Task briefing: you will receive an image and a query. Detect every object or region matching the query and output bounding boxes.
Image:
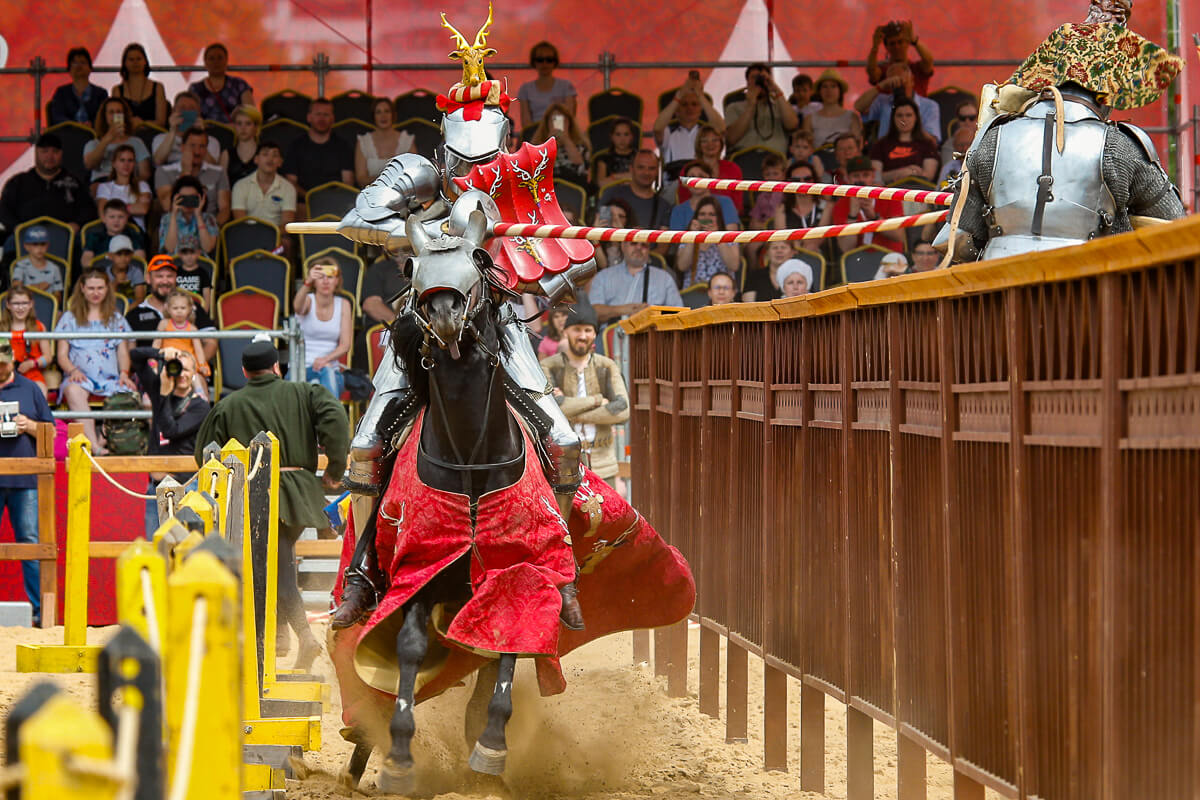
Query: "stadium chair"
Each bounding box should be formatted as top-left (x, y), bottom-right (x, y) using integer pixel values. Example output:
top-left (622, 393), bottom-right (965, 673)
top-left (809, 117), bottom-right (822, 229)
top-left (43, 122), bottom-right (94, 181)
top-left (336, 287), bottom-right (360, 317)
top-left (219, 217), bottom-right (280, 266)
top-left (261, 90), bottom-right (312, 124)
top-left (814, 143), bottom-right (838, 173)
top-left (648, 251), bottom-right (669, 273)
top-left (230, 250), bottom-right (291, 315)
top-left (929, 86), bottom-right (977, 142)
top-left (132, 123), bottom-right (165, 153)
top-left (305, 181), bottom-right (358, 220)
top-left (721, 88), bottom-right (747, 113)
top-left (296, 214), bottom-right (340, 264)
top-left (366, 323), bottom-right (389, 374)
top-left (15, 217), bottom-right (75, 267)
top-left (333, 119), bottom-right (373, 140)
top-left (215, 321), bottom-right (271, 398)
top-left (22, 287), bottom-right (60, 329)
top-left (840, 244), bottom-right (893, 284)
top-left (204, 120), bottom-right (235, 154)
top-left (192, 255), bottom-right (219, 295)
top-left (394, 89), bottom-right (440, 123)
top-left (332, 91), bottom-right (377, 124)
top-left (680, 282), bottom-right (709, 310)
top-left (260, 118), bottom-right (309, 154)
top-left (729, 146), bottom-right (784, 181)
top-left (9, 253), bottom-right (69, 301)
top-left (600, 322), bottom-right (622, 359)
top-left (113, 294), bottom-right (129, 316)
top-left (216, 286), bottom-right (280, 329)
top-left (396, 118), bottom-right (440, 160)
top-left (304, 246), bottom-right (365, 307)
top-left (587, 89), bottom-right (643, 126)
top-left (553, 179), bottom-right (587, 223)
top-left (586, 115), bottom-right (641, 154)
top-left (791, 248), bottom-right (827, 293)
top-left (521, 124), bottom-right (538, 144)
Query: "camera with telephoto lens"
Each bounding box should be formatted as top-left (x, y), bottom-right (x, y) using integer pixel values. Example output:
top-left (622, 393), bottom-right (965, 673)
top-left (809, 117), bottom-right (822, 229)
top-left (0, 401), bottom-right (20, 438)
top-left (754, 74), bottom-right (769, 91)
top-left (159, 351), bottom-right (184, 377)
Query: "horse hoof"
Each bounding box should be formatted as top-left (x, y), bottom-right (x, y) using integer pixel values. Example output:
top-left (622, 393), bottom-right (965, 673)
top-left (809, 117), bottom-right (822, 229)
top-left (468, 742), bottom-right (507, 775)
top-left (377, 760), bottom-right (416, 794)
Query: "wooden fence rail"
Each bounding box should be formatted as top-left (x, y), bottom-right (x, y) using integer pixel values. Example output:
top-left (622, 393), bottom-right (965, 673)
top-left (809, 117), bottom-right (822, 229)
top-left (622, 214), bottom-right (1200, 800)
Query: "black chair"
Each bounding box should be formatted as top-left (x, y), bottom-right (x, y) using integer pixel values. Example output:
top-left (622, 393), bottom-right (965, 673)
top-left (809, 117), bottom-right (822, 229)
top-left (840, 244), bottom-right (891, 283)
top-left (43, 122), bottom-right (94, 182)
top-left (729, 146), bottom-right (783, 181)
top-left (332, 91), bottom-right (377, 125)
top-left (220, 217), bottom-right (280, 265)
top-left (215, 322), bottom-right (271, 398)
top-left (792, 248), bottom-right (827, 293)
top-left (305, 182), bottom-right (358, 220)
top-left (929, 86), bottom-right (977, 142)
top-left (22, 287), bottom-right (60, 329)
top-left (722, 88), bottom-right (746, 113)
top-left (230, 250), bottom-right (291, 314)
top-left (333, 119), bottom-right (374, 141)
top-left (260, 118), bottom-right (308, 155)
top-left (397, 118), bottom-right (440, 160)
top-left (133, 123), bottom-right (165, 153)
top-left (15, 217), bottom-right (75, 267)
top-left (304, 246), bottom-right (364, 306)
top-left (394, 89), bottom-right (440, 124)
top-left (553, 179), bottom-right (587, 223)
top-left (203, 120), bottom-right (235, 154)
top-left (261, 90), bottom-right (312, 124)
top-left (297, 214), bottom-right (340, 264)
top-left (586, 115), bottom-right (641, 154)
top-left (586, 89), bottom-right (643, 126)
top-left (814, 144), bottom-right (839, 173)
top-left (680, 283), bottom-right (709, 310)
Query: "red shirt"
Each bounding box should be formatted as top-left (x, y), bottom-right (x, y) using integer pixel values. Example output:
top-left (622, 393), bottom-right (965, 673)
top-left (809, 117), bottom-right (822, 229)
top-left (831, 197), bottom-right (904, 252)
top-left (678, 159), bottom-right (744, 212)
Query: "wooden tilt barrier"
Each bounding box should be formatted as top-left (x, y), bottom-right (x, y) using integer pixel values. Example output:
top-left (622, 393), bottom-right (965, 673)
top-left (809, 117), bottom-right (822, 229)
top-left (622, 213), bottom-right (1200, 800)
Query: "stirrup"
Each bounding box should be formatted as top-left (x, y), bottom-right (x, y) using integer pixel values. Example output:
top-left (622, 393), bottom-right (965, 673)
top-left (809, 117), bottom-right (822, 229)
top-left (330, 571), bottom-right (380, 630)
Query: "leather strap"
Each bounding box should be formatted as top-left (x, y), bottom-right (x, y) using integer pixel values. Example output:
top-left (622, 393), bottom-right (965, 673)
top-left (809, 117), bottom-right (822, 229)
top-left (1031, 110), bottom-right (1056, 237)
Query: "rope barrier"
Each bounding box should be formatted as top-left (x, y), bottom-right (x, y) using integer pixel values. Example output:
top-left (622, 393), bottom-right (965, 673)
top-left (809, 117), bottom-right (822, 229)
top-left (247, 449), bottom-right (265, 480)
top-left (82, 448), bottom-right (157, 500)
top-left (167, 596), bottom-right (206, 800)
top-left (680, 176), bottom-right (956, 206)
top-left (112, 704), bottom-right (140, 800)
top-left (141, 568), bottom-right (160, 654)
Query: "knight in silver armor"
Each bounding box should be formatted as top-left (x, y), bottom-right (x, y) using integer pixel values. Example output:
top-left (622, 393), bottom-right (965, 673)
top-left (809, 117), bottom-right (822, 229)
top-left (935, 7), bottom-right (1184, 263)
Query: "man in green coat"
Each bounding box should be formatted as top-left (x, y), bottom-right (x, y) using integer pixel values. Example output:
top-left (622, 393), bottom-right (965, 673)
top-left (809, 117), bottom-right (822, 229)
top-left (196, 339), bottom-right (349, 670)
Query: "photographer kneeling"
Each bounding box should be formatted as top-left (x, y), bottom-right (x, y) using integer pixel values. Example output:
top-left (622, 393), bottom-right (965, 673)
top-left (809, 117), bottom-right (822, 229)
top-left (131, 345), bottom-right (211, 535)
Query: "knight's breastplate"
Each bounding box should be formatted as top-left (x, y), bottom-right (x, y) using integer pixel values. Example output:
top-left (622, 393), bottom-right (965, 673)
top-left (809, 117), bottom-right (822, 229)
top-left (984, 101), bottom-right (1116, 260)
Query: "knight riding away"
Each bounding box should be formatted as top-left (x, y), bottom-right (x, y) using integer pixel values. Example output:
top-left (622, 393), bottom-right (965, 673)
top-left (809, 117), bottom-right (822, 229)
top-left (330, 4), bottom-right (597, 630)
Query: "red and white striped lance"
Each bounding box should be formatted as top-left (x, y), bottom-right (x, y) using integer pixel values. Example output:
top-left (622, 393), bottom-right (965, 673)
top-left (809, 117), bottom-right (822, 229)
top-left (681, 176), bottom-right (955, 206)
top-left (491, 208), bottom-right (948, 245)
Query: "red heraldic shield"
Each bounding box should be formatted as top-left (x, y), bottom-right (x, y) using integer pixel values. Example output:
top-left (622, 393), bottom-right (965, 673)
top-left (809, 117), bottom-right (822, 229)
top-left (453, 140), bottom-right (594, 289)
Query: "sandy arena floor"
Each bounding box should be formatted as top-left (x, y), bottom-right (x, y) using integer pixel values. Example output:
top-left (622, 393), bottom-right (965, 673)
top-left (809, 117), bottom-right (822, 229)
top-left (0, 623), bottom-right (1004, 799)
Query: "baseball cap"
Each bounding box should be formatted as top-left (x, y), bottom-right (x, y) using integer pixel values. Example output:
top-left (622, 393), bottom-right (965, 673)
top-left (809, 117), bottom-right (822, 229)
top-left (846, 155), bottom-right (874, 174)
top-left (34, 133), bottom-right (63, 150)
top-left (147, 254), bottom-right (177, 272)
top-left (107, 234), bottom-right (134, 254)
top-left (0, 343), bottom-right (13, 363)
top-left (176, 235), bottom-right (201, 253)
top-left (21, 226), bottom-right (49, 245)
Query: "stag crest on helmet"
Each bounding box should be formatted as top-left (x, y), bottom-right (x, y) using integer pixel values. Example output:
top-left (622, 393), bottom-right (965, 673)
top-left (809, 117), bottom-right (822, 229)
top-left (441, 3), bottom-right (497, 86)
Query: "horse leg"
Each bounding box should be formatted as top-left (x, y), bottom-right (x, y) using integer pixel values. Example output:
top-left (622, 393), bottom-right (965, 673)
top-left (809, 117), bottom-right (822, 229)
top-left (378, 599), bottom-right (430, 794)
top-left (463, 659), bottom-right (499, 750)
top-left (338, 741), bottom-right (373, 790)
top-left (468, 653), bottom-right (517, 775)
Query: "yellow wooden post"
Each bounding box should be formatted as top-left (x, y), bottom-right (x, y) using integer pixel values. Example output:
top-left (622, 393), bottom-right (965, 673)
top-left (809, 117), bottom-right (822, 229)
top-left (176, 490), bottom-right (217, 535)
top-left (262, 433), bottom-right (281, 685)
top-left (170, 531), bottom-right (206, 571)
top-left (19, 694), bottom-right (118, 800)
top-left (64, 434), bottom-right (91, 646)
top-left (218, 439), bottom-right (261, 722)
top-left (197, 458), bottom-right (231, 538)
top-left (115, 541), bottom-right (168, 652)
top-left (165, 550), bottom-right (241, 800)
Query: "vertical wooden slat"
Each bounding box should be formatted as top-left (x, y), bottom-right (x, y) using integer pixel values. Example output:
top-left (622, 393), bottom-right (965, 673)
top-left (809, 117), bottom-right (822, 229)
top-left (954, 772), bottom-right (986, 800)
top-left (665, 330), bottom-right (688, 697)
top-left (839, 313), bottom-right (854, 697)
top-left (801, 682), bottom-right (825, 792)
top-left (727, 640), bottom-right (748, 743)
top-left (36, 426), bottom-right (56, 628)
top-left (632, 630), bottom-right (650, 664)
top-left (763, 664), bottom-right (787, 771)
top-left (847, 706), bottom-right (874, 800)
top-left (666, 620), bottom-right (688, 699)
top-left (936, 299), bottom-right (963, 772)
top-left (761, 323), bottom-right (787, 771)
top-left (699, 625), bottom-right (720, 717)
top-left (898, 734), bottom-right (927, 800)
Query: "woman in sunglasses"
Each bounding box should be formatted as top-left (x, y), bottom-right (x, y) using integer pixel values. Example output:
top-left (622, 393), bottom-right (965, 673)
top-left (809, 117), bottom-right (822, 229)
top-left (517, 41), bottom-right (577, 130)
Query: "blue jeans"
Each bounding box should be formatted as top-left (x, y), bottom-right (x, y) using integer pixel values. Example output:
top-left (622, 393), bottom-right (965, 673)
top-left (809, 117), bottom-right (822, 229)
top-left (288, 364), bottom-right (344, 400)
top-left (0, 488), bottom-right (40, 619)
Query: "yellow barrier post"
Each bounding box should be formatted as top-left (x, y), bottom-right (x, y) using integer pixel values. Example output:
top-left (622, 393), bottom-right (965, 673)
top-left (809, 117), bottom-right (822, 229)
top-left (198, 458), bottom-right (232, 538)
top-left (115, 541), bottom-right (167, 652)
top-left (16, 435), bottom-right (103, 673)
top-left (19, 694), bottom-right (119, 800)
top-left (175, 490), bottom-right (217, 536)
top-left (165, 550), bottom-right (241, 800)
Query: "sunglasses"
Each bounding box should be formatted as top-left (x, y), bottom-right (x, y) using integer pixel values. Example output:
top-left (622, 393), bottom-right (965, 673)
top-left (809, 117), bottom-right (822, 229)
top-left (533, 56), bottom-right (556, 64)
top-left (958, 114), bottom-right (977, 121)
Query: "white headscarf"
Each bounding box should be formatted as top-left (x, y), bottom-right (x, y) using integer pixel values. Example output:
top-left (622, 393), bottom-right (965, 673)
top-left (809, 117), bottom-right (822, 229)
top-left (776, 259), bottom-right (814, 296)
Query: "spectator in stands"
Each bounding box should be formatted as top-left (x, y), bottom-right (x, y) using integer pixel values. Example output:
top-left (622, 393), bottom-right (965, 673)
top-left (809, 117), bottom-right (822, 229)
top-left (773, 160), bottom-right (829, 254)
top-left (789, 73), bottom-right (820, 117)
top-left (777, 259), bottom-right (814, 297)
top-left (829, 156), bottom-right (904, 253)
top-left (104, 235), bottom-right (145, 302)
top-left (361, 253), bottom-right (409, 327)
top-left (940, 101), bottom-right (978, 166)
top-left (788, 129), bottom-right (825, 180)
top-left (725, 63), bottom-right (800, 155)
top-left (0, 288), bottom-right (51, 397)
top-left (0, 339), bottom-right (54, 624)
top-left (0, 133), bottom-right (95, 238)
top-left (10, 226), bottom-right (63, 301)
top-left (743, 240), bottom-right (799, 302)
top-left (855, 62), bottom-right (941, 141)
top-left (874, 251), bottom-right (910, 279)
top-left (830, 132), bottom-right (863, 184)
top-left (593, 117), bottom-right (638, 189)
top-left (83, 97), bottom-right (152, 184)
top-left (156, 128), bottom-right (231, 224)
top-left (110, 43), bottom-right (168, 129)
top-left (654, 73), bottom-right (725, 169)
top-left (707, 271), bottom-right (738, 306)
top-left (686, 124), bottom-right (743, 208)
top-left (537, 307), bottom-right (569, 358)
top-left (159, 176), bottom-right (218, 256)
top-left (127, 256), bottom-right (216, 363)
top-left (130, 344), bottom-right (210, 535)
top-left (283, 98), bottom-right (354, 203)
top-left (589, 240), bottom-right (682, 325)
top-left (173, 243), bottom-right (213, 312)
top-left (593, 199), bottom-right (632, 270)
top-left (152, 92), bottom-right (221, 167)
top-left (292, 259), bottom-right (352, 399)
top-left (802, 69), bottom-right (862, 148)
top-left (518, 41), bottom-right (577, 130)
top-left (866, 20), bottom-right (935, 96)
top-left (598, 150), bottom-right (669, 230)
top-left (93, 144), bottom-right (152, 230)
top-left (82, 199), bottom-right (146, 265)
top-left (355, 98), bottom-right (414, 186)
top-left (232, 141), bottom-right (296, 227)
top-left (530, 102), bottom-right (589, 187)
top-left (153, 289), bottom-right (211, 396)
top-left (48, 47), bottom-right (107, 127)
top-left (870, 99), bottom-right (940, 182)
top-left (56, 269), bottom-right (137, 452)
top-left (540, 304), bottom-right (629, 490)
top-left (675, 197), bottom-right (740, 287)
top-left (937, 122), bottom-right (975, 185)
top-left (669, 161), bottom-right (740, 230)
top-left (748, 152), bottom-right (788, 232)
top-left (190, 43), bottom-right (254, 123)
top-left (911, 242), bottom-right (939, 272)
top-left (225, 105), bottom-right (262, 186)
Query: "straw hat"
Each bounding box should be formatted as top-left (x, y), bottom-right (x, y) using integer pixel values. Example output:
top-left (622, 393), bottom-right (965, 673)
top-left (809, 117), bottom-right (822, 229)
top-left (813, 68), bottom-right (849, 95)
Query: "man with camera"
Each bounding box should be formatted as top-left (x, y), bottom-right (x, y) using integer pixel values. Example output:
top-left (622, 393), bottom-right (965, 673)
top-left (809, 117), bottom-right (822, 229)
top-left (724, 63), bottom-right (799, 156)
top-left (131, 344), bottom-right (211, 535)
top-left (866, 20), bottom-right (935, 97)
top-left (0, 342), bottom-right (54, 625)
top-left (654, 71), bottom-right (725, 168)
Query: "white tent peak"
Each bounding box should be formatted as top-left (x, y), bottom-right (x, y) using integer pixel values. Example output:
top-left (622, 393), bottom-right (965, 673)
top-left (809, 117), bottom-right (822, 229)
top-left (93, 0), bottom-right (191, 98)
top-left (704, 0), bottom-right (793, 117)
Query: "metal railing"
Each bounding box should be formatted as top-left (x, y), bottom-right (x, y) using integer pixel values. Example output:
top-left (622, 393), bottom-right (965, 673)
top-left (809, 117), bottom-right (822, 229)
top-left (622, 213), bottom-right (1200, 798)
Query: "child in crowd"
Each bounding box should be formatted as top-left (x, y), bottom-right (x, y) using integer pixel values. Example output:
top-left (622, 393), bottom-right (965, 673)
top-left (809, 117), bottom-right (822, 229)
top-left (748, 153), bottom-right (788, 230)
top-left (153, 288), bottom-right (211, 398)
top-left (0, 287), bottom-right (50, 397)
top-left (537, 307), bottom-right (569, 359)
top-left (10, 226), bottom-right (64, 301)
top-left (592, 117), bottom-right (638, 188)
top-left (172, 238), bottom-right (213, 312)
top-left (788, 129), bottom-right (825, 180)
top-left (105, 235), bottom-right (146, 302)
top-left (81, 198), bottom-right (146, 265)
top-left (94, 143), bottom-right (152, 230)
